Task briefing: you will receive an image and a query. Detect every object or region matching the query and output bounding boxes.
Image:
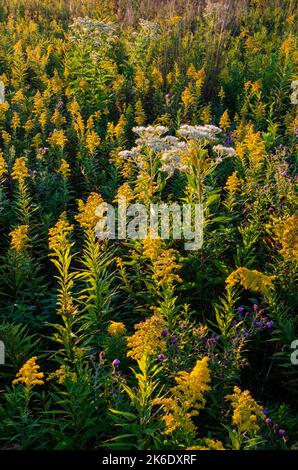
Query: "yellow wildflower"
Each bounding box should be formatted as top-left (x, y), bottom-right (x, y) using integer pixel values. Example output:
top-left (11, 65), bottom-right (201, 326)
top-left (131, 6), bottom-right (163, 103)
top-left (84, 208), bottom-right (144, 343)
top-left (152, 249), bottom-right (182, 288)
top-left (236, 124), bottom-right (266, 170)
top-left (48, 129), bottom-right (68, 148)
top-left (51, 109), bottom-right (66, 127)
top-left (57, 159), bottom-right (71, 178)
top-left (226, 267), bottom-right (275, 295)
top-left (85, 130), bottom-right (101, 155)
top-left (75, 192), bottom-right (104, 231)
top-left (135, 99), bottom-right (146, 125)
top-left (276, 215), bottom-right (298, 262)
top-left (142, 237), bottom-right (163, 261)
top-left (200, 104), bottom-right (212, 124)
top-left (68, 99), bottom-right (80, 117)
top-left (9, 225), bottom-right (30, 251)
top-left (108, 321), bottom-right (127, 336)
top-left (0, 152), bottom-right (7, 177)
top-left (13, 356), bottom-right (44, 389)
top-left (114, 183), bottom-right (135, 205)
top-left (219, 110), bottom-right (231, 131)
top-left (182, 87), bottom-right (195, 108)
top-left (224, 171), bottom-right (240, 192)
top-left (48, 217), bottom-right (74, 252)
top-left (156, 357), bottom-right (211, 435)
top-left (2, 130), bottom-right (11, 144)
top-left (226, 386), bottom-right (265, 434)
top-left (12, 112), bottom-right (20, 132)
top-left (114, 115), bottom-right (126, 141)
top-left (12, 157), bottom-right (29, 182)
top-left (127, 315), bottom-right (166, 361)
top-left (188, 439), bottom-right (225, 450)
top-left (48, 364), bottom-right (77, 384)
top-left (24, 118), bottom-right (35, 133)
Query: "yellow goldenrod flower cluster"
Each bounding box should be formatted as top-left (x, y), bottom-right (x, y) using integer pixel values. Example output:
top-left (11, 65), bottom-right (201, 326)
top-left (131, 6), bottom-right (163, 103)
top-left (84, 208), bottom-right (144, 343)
top-left (9, 225), bottom-right (30, 251)
top-left (11, 157), bottom-right (29, 182)
top-left (276, 215), bottom-right (298, 262)
top-left (108, 321), bottom-right (127, 336)
top-left (224, 171), bottom-right (240, 192)
top-left (127, 314), bottom-right (166, 361)
top-left (85, 130), bottom-right (101, 155)
top-left (75, 192), bottom-right (104, 231)
top-left (226, 267), bottom-right (276, 295)
top-left (57, 159), bottom-right (71, 178)
top-left (48, 129), bottom-right (68, 148)
top-left (155, 357), bottom-right (211, 435)
top-left (226, 386), bottom-right (265, 434)
top-left (48, 364), bottom-right (77, 384)
top-left (219, 110), bottom-right (231, 131)
top-left (13, 356), bottom-right (44, 389)
top-left (114, 183), bottom-right (135, 205)
top-left (188, 438), bottom-right (225, 450)
top-left (48, 217), bottom-right (74, 252)
top-left (236, 124), bottom-right (266, 170)
top-left (0, 152), bottom-right (7, 177)
top-left (152, 249), bottom-right (182, 288)
top-left (142, 237), bottom-right (163, 261)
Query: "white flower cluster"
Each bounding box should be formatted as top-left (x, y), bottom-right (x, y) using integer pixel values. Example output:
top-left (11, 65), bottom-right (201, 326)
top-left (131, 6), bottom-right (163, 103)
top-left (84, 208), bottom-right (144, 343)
top-left (69, 17), bottom-right (117, 48)
top-left (118, 124), bottom-right (236, 177)
top-left (177, 124), bottom-right (222, 142)
top-left (213, 144), bottom-right (236, 156)
top-left (139, 19), bottom-right (161, 40)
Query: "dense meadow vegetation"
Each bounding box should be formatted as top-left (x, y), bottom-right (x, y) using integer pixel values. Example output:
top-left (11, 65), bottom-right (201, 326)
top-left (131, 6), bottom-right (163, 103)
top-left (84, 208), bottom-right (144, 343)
top-left (0, 0), bottom-right (297, 451)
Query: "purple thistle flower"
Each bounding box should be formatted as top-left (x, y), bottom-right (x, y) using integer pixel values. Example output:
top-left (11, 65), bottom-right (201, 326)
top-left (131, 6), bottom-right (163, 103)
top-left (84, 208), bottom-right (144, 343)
top-left (281, 171), bottom-right (287, 177)
top-left (170, 337), bottom-right (177, 344)
top-left (266, 321), bottom-right (274, 329)
top-left (112, 359), bottom-right (120, 367)
top-left (262, 408), bottom-right (269, 415)
top-left (253, 304), bottom-right (259, 312)
top-left (278, 429), bottom-right (286, 437)
top-left (266, 418), bottom-right (273, 425)
top-left (244, 331), bottom-right (249, 338)
top-left (157, 354), bottom-right (165, 361)
top-left (161, 329), bottom-right (168, 337)
top-left (237, 306), bottom-right (244, 314)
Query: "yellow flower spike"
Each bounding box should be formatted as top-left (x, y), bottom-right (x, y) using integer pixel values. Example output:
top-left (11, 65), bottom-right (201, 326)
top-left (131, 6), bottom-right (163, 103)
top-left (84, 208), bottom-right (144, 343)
top-left (108, 321), bottom-right (127, 336)
top-left (57, 159), bottom-right (71, 178)
top-left (85, 130), bottom-right (101, 155)
top-left (226, 267), bottom-right (276, 295)
top-left (127, 315), bottom-right (166, 361)
top-left (152, 249), bottom-right (182, 288)
top-left (48, 217), bottom-right (74, 252)
top-left (276, 215), bottom-right (298, 262)
top-left (75, 192), bottom-right (104, 231)
top-left (0, 152), bottom-right (8, 178)
top-left (226, 386), bottom-right (265, 434)
top-left (9, 225), bottom-right (30, 251)
top-left (219, 110), bottom-right (231, 132)
top-left (47, 129), bottom-right (68, 149)
top-left (13, 356), bottom-right (44, 390)
top-left (11, 157), bottom-right (29, 182)
top-left (224, 171), bottom-right (240, 192)
top-left (156, 357), bottom-right (211, 435)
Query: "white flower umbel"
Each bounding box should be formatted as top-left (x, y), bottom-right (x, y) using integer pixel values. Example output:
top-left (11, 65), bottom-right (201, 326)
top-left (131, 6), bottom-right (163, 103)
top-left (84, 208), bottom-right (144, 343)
top-left (213, 144), bottom-right (236, 156)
